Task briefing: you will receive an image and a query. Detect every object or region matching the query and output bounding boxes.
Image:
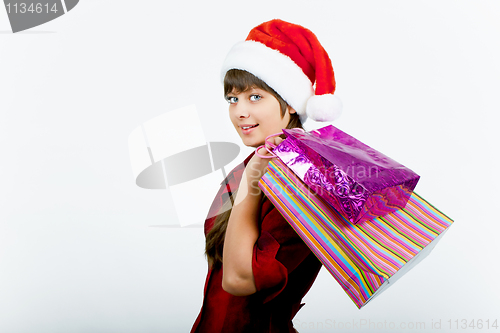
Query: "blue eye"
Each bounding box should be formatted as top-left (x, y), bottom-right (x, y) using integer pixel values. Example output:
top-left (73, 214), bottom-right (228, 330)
top-left (250, 94), bottom-right (261, 102)
top-left (226, 96), bottom-right (238, 104)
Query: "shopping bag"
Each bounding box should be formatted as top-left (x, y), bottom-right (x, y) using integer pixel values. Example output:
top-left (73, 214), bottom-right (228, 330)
top-left (270, 126), bottom-right (420, 224)
top-left (258, 158), bottom-right (453, 308)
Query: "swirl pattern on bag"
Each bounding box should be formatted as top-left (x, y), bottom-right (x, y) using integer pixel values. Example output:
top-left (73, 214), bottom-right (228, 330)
top-left (275, 136), bottom-right (372, 220)
top-left (271, 125), bottom-right (420, 224)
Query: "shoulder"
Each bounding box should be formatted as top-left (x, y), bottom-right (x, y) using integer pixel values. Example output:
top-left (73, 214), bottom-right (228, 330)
top-left (220, 150), bottom-right (255, 187)
top-left (204, 151), bottom-right (256, 234)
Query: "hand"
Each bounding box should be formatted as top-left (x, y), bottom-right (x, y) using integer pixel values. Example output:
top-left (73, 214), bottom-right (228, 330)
top-left (245, 136), bottom-right (284, 196)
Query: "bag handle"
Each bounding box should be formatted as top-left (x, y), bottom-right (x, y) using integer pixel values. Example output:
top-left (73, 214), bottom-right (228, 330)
top-left (255, 132), bottom-right (283, 159)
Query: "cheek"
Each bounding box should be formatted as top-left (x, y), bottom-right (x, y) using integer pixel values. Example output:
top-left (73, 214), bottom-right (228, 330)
top-left (265, 103), bottom-right (283, 123)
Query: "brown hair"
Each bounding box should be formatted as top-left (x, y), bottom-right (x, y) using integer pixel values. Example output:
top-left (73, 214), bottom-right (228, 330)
top-left (205, 69), bottom-right (304, 268)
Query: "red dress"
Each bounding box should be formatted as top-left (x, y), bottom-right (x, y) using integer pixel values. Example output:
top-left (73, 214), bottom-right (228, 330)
top-left (191, 152), bottom-right (322, 333)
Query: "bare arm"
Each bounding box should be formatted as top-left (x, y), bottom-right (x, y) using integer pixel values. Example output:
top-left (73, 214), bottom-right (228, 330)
top-left (221, 140), bottom-right (282, 295)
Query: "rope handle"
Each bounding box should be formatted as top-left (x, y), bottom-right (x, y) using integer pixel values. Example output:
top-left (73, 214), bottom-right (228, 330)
top-left (254, 132), bottom-right (284, 159)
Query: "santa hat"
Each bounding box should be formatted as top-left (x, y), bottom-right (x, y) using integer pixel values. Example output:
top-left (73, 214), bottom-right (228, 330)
top-left (221, 19), bottom-right (342, 123)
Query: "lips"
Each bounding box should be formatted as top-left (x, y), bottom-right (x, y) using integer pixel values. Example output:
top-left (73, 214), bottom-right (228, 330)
top-left (240, 124), bottom-right (258, 129)
top-left (240, 124), bottom-right (259, 134)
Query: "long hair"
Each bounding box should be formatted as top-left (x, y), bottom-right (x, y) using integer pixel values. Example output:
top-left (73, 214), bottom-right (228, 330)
top-left (205, 69), bottom-right (304, 268)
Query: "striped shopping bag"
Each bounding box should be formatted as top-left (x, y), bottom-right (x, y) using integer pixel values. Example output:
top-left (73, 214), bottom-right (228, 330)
top-left (258, 158), bottom-right (453, 308)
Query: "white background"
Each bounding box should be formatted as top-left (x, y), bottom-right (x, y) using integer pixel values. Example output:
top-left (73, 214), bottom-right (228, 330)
top-left (1, 1), bottom-right (499, 332)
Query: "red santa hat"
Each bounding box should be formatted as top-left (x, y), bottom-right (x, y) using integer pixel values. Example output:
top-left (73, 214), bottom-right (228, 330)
top-left (221, 19), bottom-right (342, 123)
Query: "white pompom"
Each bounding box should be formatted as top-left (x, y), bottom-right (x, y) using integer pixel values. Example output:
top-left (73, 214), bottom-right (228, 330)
top-left (306, 94), bottom-right (343, 122)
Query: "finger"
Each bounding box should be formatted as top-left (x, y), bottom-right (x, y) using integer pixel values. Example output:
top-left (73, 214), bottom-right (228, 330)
top-left (274, 137), bottom-right (284, 145)
top-left (256, 145), bottom-right (272, 157)
top-left (256, 146), bottom-right (267, 156)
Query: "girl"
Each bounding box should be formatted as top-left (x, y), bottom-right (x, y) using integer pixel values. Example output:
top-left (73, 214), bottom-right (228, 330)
top-left (191, 19), bottom-right (342, 333)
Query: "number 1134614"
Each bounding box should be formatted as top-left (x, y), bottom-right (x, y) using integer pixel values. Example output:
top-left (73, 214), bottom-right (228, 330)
top-left (447, 319), bottom-right (498, 330)
top-left (6, 2), bottom-right (58, 14)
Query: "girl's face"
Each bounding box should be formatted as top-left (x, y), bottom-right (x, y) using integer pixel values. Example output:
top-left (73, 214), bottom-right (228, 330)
top-left (227, 87), bottom-right (295, 148)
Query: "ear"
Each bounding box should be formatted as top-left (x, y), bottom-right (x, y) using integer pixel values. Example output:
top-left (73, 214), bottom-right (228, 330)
top-left (287, 106), bottom-right (297, 114)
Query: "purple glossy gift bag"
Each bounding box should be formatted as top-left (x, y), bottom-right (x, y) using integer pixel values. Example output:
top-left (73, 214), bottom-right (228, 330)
top-left (271, 125), bottom-right (420, 224)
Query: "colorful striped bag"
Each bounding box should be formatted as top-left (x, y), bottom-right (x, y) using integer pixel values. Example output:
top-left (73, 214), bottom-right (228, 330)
top-left (258, 158), bottom-right (453, 308)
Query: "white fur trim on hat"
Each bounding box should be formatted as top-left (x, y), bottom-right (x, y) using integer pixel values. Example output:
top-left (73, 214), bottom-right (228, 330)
top-left (221, 40), bottom-right (314, 118)
top-left (306, 94), bottom-right (343, 122)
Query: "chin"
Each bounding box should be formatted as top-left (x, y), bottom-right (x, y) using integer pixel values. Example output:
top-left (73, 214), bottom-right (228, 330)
top-left (241, 139), bottom-right (263, 148)
top-left (244, 142), bottom-right (260, 148)
top-left (237, 132), bottom-right (265, 147)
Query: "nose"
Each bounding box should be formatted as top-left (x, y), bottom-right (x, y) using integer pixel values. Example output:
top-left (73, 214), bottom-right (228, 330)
top-left (233, 102), bottom-right (250, 119)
